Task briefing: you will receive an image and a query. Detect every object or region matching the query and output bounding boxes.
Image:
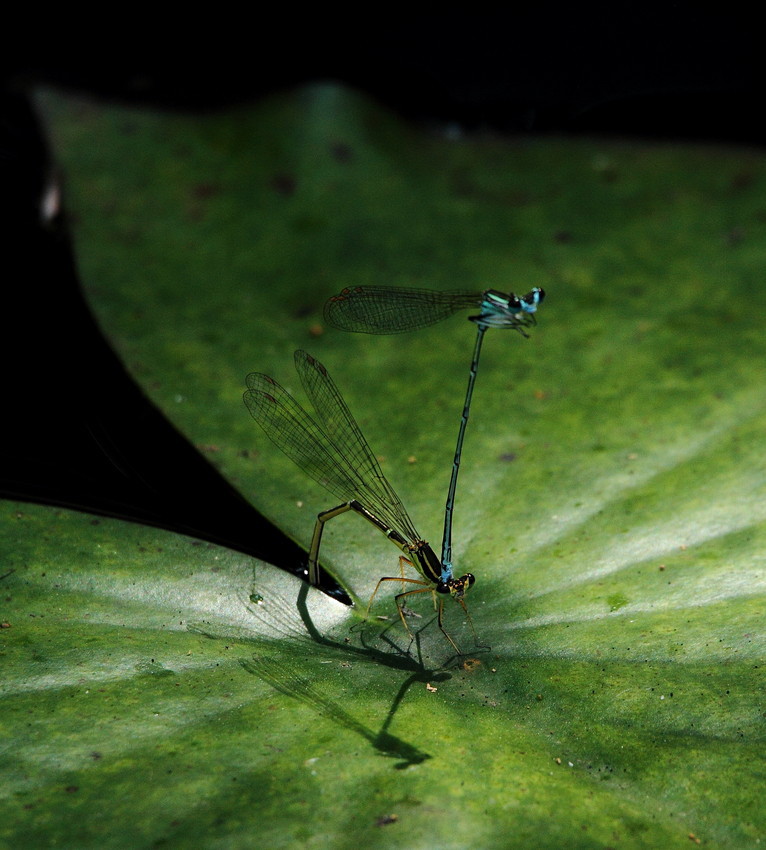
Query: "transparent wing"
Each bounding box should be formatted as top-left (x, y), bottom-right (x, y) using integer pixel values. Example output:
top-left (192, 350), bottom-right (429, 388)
top-left (244, 359), bottom-right (420, 543)
top-left (323, 286), bottom-right (482, 333)
top-left (293, 350), bottom-right (421, 543)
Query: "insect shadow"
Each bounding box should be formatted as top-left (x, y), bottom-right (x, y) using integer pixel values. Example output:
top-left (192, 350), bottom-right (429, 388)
top-left (191, 580), bottom-right (462, 768)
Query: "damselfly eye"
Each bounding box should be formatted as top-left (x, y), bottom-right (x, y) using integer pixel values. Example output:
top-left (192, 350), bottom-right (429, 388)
top-left (523, 287), bottom-right (545, 308)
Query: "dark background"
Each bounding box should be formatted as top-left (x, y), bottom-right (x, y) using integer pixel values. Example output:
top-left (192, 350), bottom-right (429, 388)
top-left (0, 13), bottom-right (758, 596)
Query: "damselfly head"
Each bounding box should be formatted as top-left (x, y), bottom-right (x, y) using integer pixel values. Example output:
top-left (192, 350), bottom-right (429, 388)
top-left (436, 573), bottom-right (476, 599)
top-left (519, 287), bottom-right (545, 312)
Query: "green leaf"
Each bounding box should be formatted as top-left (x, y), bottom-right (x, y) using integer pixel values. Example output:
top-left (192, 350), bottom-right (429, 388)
top-left (3, 82), bottom-right (762, 847)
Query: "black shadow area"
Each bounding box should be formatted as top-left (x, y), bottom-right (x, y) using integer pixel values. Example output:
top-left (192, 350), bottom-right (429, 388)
top-left (0, 90), bottom-right (347, 601)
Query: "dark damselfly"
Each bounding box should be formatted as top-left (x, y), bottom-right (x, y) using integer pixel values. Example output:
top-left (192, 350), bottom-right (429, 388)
top-left (244, 349), bottom-right (477, 653)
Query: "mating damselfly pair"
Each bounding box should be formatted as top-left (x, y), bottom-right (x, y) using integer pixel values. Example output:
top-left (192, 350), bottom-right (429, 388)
top-left (244, 285), bottom-right (544, 653)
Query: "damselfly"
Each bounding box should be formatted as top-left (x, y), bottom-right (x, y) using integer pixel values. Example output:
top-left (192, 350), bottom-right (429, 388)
top-left (244, 349), bottom-right (476, 653)
top-left (324, 285), bottom-right (544, 571)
